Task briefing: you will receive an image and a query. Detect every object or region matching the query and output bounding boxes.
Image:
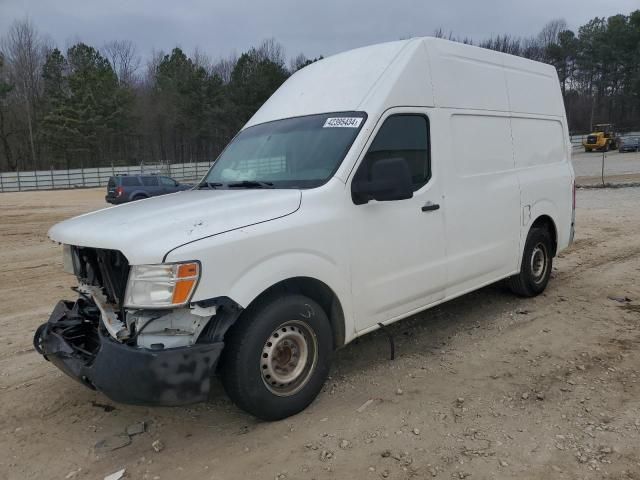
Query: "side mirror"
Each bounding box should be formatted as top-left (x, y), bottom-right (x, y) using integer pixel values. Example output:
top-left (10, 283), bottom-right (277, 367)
top-left (352, 157), bottom-right (414, 205)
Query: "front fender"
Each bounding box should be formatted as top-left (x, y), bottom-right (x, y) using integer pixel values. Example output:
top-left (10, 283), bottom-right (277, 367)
top-left (225, 249), bottom-right (348, 310)
top-left (165, 219), bottom-right (355, 342)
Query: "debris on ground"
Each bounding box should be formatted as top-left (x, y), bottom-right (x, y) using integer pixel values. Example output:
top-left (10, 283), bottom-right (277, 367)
top-left (94, 434), bottom-right (131, 453)
top-left (65, 468), bottom-right (81, 479)
top-left (151, 440), bottom-right (164, 453)
top-left (91, 401), bottom-right (116, 412)
top-left (607, 295), bottom-right (631, 303)
top-left (126, 422), bottom-right (146, 436)
top-left (339, 439), bottom-right (351, 449)
top-left (319, 449), bottom-right (334, 461)
top-left (356, 399), bottom-right (374, 413)
top-left (104, 468), bottom-right (126, 480)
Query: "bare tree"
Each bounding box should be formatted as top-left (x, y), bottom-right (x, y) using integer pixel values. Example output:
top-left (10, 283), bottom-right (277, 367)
top-left (0, 53), bottom-right (17, 171)
top-left (143, 49), bottom-right (165, 87)
top-left (1, 17), bottom-right (47, 169)
top-left (520, 36), bottom-right (544, 61)
top-left (253, 38), bottom-right (286, 66)
top-left (192, 46), bottom-right (213, 73)
top-left (538, 19), bottom-right (568, 51)
top-left (103, 39), bottom-right (141, 85)
top-left (289, 53), bottom-right (308, 73)
top-left (212, 52), bottom-right (238, 83)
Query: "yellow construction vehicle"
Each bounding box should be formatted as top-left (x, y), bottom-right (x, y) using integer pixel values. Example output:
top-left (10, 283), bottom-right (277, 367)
top-left (583, 124), bottom-right (618, 152)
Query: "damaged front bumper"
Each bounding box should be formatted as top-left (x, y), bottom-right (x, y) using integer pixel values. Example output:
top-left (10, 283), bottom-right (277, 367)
top-left (34, 299), bottom-right (223, 406)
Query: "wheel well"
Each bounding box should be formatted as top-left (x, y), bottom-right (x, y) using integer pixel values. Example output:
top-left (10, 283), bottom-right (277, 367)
top-left (246, 277), bottom-right (346, 349)
top-left (531, 215), bottom-right (557, 256)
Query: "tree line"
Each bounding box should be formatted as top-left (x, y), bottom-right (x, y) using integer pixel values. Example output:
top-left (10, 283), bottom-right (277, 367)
top-left (0, 11), bottom-right (638, 172)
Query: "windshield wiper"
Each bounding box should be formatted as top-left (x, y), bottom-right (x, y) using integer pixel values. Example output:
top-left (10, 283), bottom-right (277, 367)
top-left (197, 181), bottom-right (223, 189)
top-left (226, 180), bottom-right (275, 189)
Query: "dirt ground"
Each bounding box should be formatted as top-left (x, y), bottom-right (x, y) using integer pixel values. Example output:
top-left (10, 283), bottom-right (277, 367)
top-left (1, 179), bottom-right (640, 479)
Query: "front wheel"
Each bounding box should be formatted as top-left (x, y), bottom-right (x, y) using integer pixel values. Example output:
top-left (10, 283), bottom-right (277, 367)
top-left (220, 294), bottom-right (332, 420)
top-left (508, 228), bottom-right (553, 297)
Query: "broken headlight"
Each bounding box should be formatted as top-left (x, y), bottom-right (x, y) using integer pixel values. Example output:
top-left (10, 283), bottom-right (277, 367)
top-left (124, 262), bottom-right (200, 309)
top-left (62, 244), bottom-right (75, 274)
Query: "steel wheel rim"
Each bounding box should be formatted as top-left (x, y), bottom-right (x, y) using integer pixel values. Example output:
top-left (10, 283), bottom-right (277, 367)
top-left (530, 243), bottom-right (548, 284)
top-left (261, 320), bottom-right (318, 396)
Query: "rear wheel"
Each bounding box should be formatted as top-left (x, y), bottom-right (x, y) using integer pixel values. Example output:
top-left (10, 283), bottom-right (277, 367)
top-left (131, 194), bottom-right (147, 201)
top-left (508, 228), bottom-right (553, 297)
top-left (221, 294), bottom-right (332, 420)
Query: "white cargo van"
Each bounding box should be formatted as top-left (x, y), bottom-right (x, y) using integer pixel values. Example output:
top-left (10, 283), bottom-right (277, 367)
top-left (35, 38), bottom-right (575, 420)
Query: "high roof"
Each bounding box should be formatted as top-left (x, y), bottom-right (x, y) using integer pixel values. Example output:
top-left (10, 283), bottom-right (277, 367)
top-left (245, 37), bottom-right (564, 129)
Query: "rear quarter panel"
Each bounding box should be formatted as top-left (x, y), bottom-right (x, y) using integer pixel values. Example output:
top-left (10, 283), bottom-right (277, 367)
top-left (511, 116), bottom-right (573, 257)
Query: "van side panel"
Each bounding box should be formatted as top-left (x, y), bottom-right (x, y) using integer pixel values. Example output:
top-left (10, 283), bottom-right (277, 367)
top-left (502, 55), bottom-right (565, 117)
top-left (511, 116), bottom-right (573, 253)
top-left (427, 40), bottom-right (510, 111)
top-left (443, 112), bottom-right (521, 294)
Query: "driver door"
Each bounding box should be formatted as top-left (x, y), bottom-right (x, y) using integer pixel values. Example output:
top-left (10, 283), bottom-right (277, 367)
top-left (348, 110), bottom-right (447, 332)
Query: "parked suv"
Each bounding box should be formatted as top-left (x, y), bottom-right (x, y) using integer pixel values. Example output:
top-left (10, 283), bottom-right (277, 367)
top-left (106, 174), bottom-right (191, 204)
top-left (35, 38), bottom-right (574, 421)
top-left (619, 136), bottom-right (640, 153)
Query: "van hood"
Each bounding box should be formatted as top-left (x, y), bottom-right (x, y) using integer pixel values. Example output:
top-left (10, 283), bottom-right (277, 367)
top-left (48, 189), bottom-right (302, 264)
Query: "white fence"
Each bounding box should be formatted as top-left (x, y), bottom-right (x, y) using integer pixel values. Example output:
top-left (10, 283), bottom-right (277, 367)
top-left (0, 161), bottom-right (214, 193)
top-left (2, 133), bottom-right (639, 192)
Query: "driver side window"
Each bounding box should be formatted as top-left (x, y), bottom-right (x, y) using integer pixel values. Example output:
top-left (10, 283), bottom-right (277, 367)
top-left (355, 114), bottom-right (431, 190)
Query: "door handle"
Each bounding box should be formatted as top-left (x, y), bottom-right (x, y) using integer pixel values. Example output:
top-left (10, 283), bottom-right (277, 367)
top-left (421, 202), bottom-right (440, 212)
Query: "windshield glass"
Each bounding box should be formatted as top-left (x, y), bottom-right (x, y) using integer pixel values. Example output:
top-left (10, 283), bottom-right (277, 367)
top-left (201, 112), bottom-right (366, 189)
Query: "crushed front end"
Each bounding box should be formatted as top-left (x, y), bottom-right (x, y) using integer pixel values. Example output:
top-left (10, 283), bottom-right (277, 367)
top-left (33, 246), bottom-right (229, 406)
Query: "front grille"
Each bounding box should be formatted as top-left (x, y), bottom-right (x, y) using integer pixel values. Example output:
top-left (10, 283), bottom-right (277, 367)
top-left (70, 246), bottom-right (130, 306)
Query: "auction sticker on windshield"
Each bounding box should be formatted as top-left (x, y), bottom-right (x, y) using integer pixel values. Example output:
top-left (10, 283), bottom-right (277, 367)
top-left (323, 117), bottom-right (363, 128)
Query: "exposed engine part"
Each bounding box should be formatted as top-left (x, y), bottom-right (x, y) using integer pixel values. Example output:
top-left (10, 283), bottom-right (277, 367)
top-left (127, 309), bottom-right (213, 349)
top-left (69, 246), bottom-right (129, 306)
top-left (78, 283), bottom-right (129, 340)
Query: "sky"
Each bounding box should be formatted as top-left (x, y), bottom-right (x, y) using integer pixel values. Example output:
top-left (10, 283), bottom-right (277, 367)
top-left (1, 0), bottom-right (638, 64)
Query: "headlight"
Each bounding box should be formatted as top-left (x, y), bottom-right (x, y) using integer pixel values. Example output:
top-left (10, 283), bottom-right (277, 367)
top-left (124, 262), bottom-right (200, 308)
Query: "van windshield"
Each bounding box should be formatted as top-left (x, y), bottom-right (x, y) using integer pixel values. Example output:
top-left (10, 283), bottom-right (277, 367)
top-left (201, 112), bottom-right (366, 189)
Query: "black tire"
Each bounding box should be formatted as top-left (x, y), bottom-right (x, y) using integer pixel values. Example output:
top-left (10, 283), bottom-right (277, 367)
top-left (508, 228), bottom-right (553, 297)
top-left (220, 294), bottom-right (332, 420)
top-left (131, 194), bottom-right (147, 201)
